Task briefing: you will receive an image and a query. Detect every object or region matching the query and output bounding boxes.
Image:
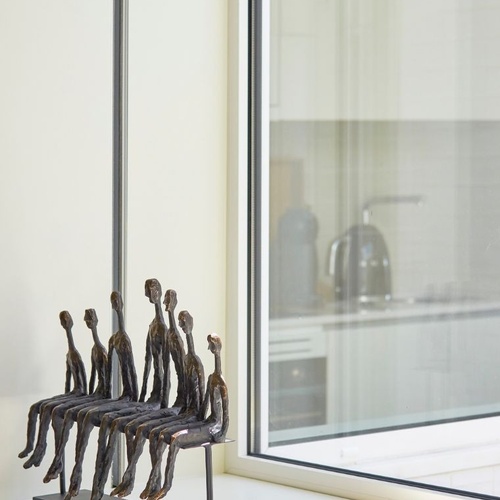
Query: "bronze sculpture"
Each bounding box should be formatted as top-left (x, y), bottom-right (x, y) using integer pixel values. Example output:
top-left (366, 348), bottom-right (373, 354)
top-left (89, 282), bottom-right (185, 499)
top-left (43, 309), bottom-right (111, 483)
top-left (163, 289), bottom-right (188, 409)
top-left (109, 309), bottom-right (205, 498)
top-left (141, 333), bottom-right (229, 500)
top-left (19, 311), bottom-right (88, 462)
top-left (20, 284), bottom-right (230, 500)
top-left (64, 291), bottom-right (139, 499)
top-left (141, 279), bottom-right (169, 405)
top-left (24, 309), bottom-right (108, 470)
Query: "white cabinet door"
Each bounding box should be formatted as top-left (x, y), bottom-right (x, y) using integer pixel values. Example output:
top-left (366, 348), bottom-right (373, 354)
top-left (326, 314), bottom-right (500, 431)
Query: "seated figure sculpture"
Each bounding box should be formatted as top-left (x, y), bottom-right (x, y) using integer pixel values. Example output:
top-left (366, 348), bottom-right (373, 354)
top-left (141, 333), bottom-right (229, 500)
top-left (20, 282), bottom-right (230, 500)
top-left (24, 309), bottom-right (108, 469)
top-left (106, 309), bottom-right (205, 499)
top-left (19, 311), bottom-right (88, 461)
top-left (43, 309), bottom-right (112, 483)
top-left (89, 282), bottom-right (188, 500)
top-left (63, 291), bottom-right (139, 499)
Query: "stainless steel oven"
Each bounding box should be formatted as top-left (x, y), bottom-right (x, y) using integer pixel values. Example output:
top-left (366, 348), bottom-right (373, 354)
top-left (269, 325), bottom-right (327, 432)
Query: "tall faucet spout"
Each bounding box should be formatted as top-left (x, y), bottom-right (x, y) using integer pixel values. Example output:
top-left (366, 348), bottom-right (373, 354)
top-left (362, 195), bottom-right (424, 224)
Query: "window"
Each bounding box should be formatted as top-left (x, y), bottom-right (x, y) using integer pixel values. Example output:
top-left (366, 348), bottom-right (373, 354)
top-left (227, 1), bottom-right (500, 499)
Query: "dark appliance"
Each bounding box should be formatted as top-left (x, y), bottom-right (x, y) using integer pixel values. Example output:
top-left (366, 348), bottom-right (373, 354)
top-left (328, 223), bottom-right (392, 303)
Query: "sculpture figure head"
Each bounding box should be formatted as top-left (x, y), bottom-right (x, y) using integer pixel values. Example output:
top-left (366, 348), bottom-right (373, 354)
top-left (59, 310), bottom-right (74, 330)
top-left (178, 310), bottom-right (193, 335)
top-left (110, 291), bottom-right (123, 312)
top-left (163, 289), bottom-right (178, 312)
top-left (207, 333), bottom-right (222, 355)
top-left (145, 278), bottom-right (162, 304)
top-left (84, 309), bottom-right (98, 329)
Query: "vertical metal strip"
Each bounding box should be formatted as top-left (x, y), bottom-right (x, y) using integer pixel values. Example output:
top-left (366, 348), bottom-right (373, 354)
top-left (248, 0), bottom-right (263, 455)
top-left (112, 0), bottom-right (128, 485)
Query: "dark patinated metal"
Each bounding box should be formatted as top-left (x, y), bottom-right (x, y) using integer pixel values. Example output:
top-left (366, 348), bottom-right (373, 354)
top-left (140, 333), bottom-right (229, 500)
top-left (63, 291), bottom-right (139, 499)
top-left (109, 309), bottom-right (205, 498)
top-left (22, 285), bottom-right (230, 500)
top-left (163, 289), bottom-right (187, 409)
top-left (89, 281), bottom-right (185, 500)
top-left (43, 309), bottom-right (109, 483)
top-left (19, 311), bottom-right (88, 463)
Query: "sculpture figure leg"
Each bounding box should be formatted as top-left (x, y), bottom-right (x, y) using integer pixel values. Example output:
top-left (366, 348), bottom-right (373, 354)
top-left (24, 393), bottom-right (92, 469)
top-left (19, 393), bottom-right (76, 458)
top-left (23, 398), bottom-right (68, 468)
top-left (139, 428), bottom-right (168, 500)
top-left (110, 410), bottom-right (188, 498)
top-left (66, 400), bottom-right (139, 499)
top-left (49, 395), bottom-right (104, 456)
top-left (139, 420), bottom-right (198, 500)
top-left (150, 427), bottom-right (212, 500)
top-left (65, 407), bottom-right (103, 499)
top-left (109, 425), bottom-right (150, 498)
top-left (89, 413), bottom-right (118, 499)
top-left (44, 398), bottom-right (107, 483)
top-left (90, 406), bottom-right (158, 500)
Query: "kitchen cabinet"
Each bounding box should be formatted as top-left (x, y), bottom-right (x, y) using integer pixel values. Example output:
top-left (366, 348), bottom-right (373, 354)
top-left (269, 302), bottom-right (500, 438)
top-left (270, 0), bottom-right (500, 121)
top-left (326, 312), bottom-right (500, 433)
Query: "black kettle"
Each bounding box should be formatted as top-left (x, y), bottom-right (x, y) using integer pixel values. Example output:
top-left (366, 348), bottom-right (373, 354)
top-left (328, 223), bottom-right (391, 303)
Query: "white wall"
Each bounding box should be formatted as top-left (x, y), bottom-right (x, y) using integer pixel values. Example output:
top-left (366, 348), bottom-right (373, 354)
top-left (0, 2), bottom-right (113, 499)
top-left (0, 1), bottom-right (228, 499)
top-left (126, 0), bottom-right (228, 492)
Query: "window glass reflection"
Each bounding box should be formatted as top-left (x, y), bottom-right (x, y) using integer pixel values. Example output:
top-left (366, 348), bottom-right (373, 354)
top-left (264, 0), bottom-right (500, 496)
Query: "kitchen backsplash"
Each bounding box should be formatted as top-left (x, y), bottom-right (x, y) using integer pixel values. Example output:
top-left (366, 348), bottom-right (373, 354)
top-left (270, 120), bottom-right (500, 302)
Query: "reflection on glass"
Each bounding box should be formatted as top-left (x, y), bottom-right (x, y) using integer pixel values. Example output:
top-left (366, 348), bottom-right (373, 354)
top-left (263, 0), bottom-right (500, 495)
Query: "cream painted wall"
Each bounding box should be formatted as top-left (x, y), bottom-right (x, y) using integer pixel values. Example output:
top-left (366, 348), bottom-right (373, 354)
top-left (0, 1), bottom-right (228, 499)
top-left (0, 2), bottom-right (113, 499)
top-left (126, 0), bottom-right (228, 492)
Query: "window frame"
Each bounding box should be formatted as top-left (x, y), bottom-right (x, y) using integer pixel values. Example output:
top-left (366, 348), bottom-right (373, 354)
top-left (225, 2), bottom-right (488, 499)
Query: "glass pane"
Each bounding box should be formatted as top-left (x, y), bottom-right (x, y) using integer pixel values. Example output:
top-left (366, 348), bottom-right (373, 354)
top-left (261, 0), bottom-right (500, 496)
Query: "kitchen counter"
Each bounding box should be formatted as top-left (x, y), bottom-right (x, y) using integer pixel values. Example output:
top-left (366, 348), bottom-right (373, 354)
top-left (268, 296), bottom-right (500, 443)
top-left (270, 297), bottom-right (500, 330)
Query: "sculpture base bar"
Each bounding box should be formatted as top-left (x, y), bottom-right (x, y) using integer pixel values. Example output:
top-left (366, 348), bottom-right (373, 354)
top-left (34, 490), bottom-right (114, 500)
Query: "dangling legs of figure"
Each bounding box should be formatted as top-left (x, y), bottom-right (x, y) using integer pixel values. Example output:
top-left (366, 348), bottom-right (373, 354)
top-left (47, 393), bottom-right (106, 464)
top-left (19, 393), bottom-right (81, 458)
top-left (139, 420), bottom-right (199, 500)
top-left (110, 410), bottom-right (192, 498)
top-left (90, 403), bottom-right (159, 500)
top-left (44, 397), bottom-right (118, 483)
top-left (150, 426), bottom-right (212, 500)
top-left (66, 400), bottom-right (142, 499)
top-left (139, 425), bottom-right (170, 500)
top-left (23, 393), bottom-right (92, 468)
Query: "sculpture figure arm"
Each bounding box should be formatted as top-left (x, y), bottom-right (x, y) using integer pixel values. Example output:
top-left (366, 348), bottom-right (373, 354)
top-left (89, 356), bottom-right (96, 395)
top-left (199, 375), bottom-right (211, 420)
top-left (216, 385), bottom-right (230, 442)
top-left (161, 335), bottom-right (171, 408)
top-left (195, 362), bottom-right (205, 416)
top-left (64, 362), bottom-right (71, 393)
top-left (106, 340), bottom-right (115, 399)
top-left (139, 335), bottom-right (152, 402)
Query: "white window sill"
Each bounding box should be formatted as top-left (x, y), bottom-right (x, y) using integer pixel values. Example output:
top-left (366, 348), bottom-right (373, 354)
top-left (121, 473), bottom-right (341, 500)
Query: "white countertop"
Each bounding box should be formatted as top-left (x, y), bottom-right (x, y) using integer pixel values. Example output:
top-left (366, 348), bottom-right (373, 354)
top-left (270, 298), bottom-right (500, 330)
